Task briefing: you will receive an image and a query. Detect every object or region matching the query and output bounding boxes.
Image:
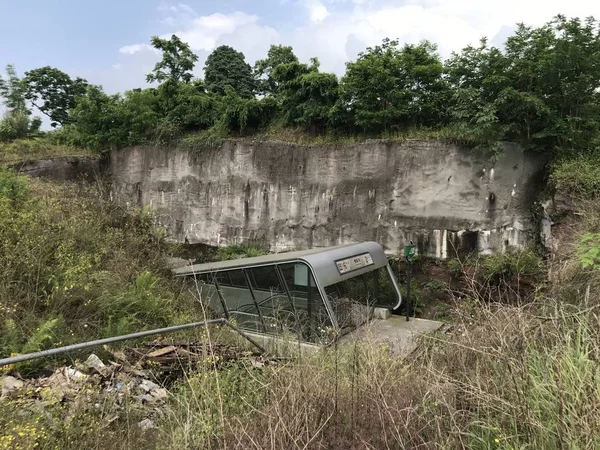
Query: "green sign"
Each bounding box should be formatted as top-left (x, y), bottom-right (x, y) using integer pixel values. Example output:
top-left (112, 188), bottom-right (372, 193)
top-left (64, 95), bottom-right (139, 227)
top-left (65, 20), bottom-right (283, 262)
top-left (404, 242), bottom-right (416, 258)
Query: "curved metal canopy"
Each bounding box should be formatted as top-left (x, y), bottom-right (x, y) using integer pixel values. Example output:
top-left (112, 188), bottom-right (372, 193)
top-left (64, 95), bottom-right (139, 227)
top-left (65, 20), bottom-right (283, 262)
top-left (173, 241), bottom-right (389, 288)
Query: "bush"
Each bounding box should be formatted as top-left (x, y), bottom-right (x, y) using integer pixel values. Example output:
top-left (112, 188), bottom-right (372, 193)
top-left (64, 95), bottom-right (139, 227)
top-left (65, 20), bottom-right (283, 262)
top-left (483, 249), bottom-right (544, 280)
top-left (0, 111), bottom-right (42, 142)
top-left (0, 177), bottom-right (198, 363)
top-left (578, 233), bottom-right (600, 271)
top-left (551, 152), bottom-right (600, 199)
top-left (0, 167), bottom-right (29, 206)
top-left (216, 243), bottom-right (267, 261)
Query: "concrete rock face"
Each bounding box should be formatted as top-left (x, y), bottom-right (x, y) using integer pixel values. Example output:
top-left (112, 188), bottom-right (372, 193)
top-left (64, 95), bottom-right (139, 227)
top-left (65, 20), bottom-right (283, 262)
top-left (110, 140), bottom-right (546, 258)
top-left (10, 155), bottom-right (106, 181)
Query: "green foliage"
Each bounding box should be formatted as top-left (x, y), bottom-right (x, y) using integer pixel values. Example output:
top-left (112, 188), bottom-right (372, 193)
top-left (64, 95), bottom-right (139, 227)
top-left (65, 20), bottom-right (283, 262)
top-left (0, 65), bottom-right (43, 142)
top-left (340, 39), bottom-right (449, 133)
top-left (23, 66), bottom-right (88, 127)
top-left (254, 44), bottom-right (299, 96)
top-left (551, 152), bottom-right (600, 199)
top-left (0, 110), bottom-right (42, 142)
top-left (0, 177), bottom-right (196, 360)
top-left (146, 34), bottom-right (199, 84)
top-left (447, 16), bottom-right (600, 155)
top-left (401, 281), bottom-right (423, 316)
top-left (483, 249), bottom-right (544, 280)
top-left (0, 167), bottom-right (29, 206)
top-left (179, 126), bottom-right (228, 152)
top-left (58, 85), bottom-right (159, 150)
top-left (163, 81), bottom-right (219, 131)
top-left (273, 58), bottom-right (339, 133)
top-left (204, 45), bottom-right (256, 98)
top-left (20, 316), bottom-right (64, 354)
top-left (218, 88), bottom-right (277, 133)
top-left (0, 137), bottom-right (90, 164)
top-left (578, 233), bottom-right (600, 270)
top-left (447, 258), bottom-right (463, 277)
top-left (0, 64), bottom-right (27, 111)
top-left (216, 243), bottom-right (267, 261)
top-left (5, 14), bottom-right (600, 158)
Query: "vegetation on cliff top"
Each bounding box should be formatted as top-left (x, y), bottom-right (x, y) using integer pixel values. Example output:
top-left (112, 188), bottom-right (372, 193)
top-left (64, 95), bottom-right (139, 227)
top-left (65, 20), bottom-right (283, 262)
top-left (1, 14), bottom-right (599, 162)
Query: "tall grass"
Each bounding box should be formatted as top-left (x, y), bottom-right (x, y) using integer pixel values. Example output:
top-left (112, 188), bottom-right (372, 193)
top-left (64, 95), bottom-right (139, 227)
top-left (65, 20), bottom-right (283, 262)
top-left (0, 171), bottom-right (198, 367)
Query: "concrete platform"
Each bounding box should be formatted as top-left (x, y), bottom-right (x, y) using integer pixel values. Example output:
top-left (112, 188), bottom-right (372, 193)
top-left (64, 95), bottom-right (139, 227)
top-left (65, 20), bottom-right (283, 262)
top-left (339, 316), bottom-right (445, 357)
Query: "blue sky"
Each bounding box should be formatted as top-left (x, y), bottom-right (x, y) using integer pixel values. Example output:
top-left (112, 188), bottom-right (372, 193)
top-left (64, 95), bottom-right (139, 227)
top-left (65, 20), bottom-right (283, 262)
top-left (1, 0), bottom-right (599, 95)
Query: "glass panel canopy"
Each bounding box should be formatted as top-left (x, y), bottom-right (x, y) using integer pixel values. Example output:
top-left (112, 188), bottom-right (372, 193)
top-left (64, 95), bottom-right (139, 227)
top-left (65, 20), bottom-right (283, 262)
top-left (177, 242), bottom-right (402, 345)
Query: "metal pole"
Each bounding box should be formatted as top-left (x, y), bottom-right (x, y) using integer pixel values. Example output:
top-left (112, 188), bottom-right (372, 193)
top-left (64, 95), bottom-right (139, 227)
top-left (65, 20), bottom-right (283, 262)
top-left (405, 259), bottom-right (412, 322)
top-left (0, 318), bottom-right (266, 367)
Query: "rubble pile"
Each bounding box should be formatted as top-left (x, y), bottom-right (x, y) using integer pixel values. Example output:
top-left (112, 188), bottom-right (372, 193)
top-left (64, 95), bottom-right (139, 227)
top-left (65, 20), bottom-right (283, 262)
top-left (1, 340), bottom-right (279, 430)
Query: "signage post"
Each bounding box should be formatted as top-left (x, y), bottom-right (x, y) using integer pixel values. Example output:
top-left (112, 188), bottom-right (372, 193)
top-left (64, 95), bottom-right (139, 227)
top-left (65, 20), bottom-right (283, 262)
top-left (403, 241), bottom-right (416, 322)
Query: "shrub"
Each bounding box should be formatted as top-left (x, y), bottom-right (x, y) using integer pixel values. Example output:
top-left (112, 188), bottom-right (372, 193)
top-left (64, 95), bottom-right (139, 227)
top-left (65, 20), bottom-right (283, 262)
top-left (578, 233), bottom-right (600, 271)
top-left (0, 167), bottom-right (28, 206)
top-left (551, 152), bottom-right (600, 199)
top-left (0, 177), bottom-right (198, 363)
top-left (216, 243), bottom-right (267, 261)
top-left (483, 249), bottom-right (544, 280)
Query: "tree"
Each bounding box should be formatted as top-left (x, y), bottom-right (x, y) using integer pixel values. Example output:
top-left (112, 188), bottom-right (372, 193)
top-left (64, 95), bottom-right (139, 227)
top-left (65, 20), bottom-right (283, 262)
top-left (0, 65), bottom-right (42, 141)
top-left (340, 39), bottom-right (447, 132)
top-left (146, 35), bottom-right (199, 85)
top-left (162, 81), bottom-right (220, 131)
top-left (445, 39), bottom-right (511, 148)
top-left (204, 46), bottom-right (256, 98)
top-left (62, 85), bottom-right (159, 150)
top-left (273, 58), bottom-right (339, 132)
top-left (503, 16), bottom-right (600, 153)
top-left (446, 16), bottom-right (600, 154)
top-left (218, 87), bottom-right (277, 133)
top-left (254, 45), bottom-right (299, 96)
top-left (0, 64), bottom-right (27, 112)
top-left (23, 67), bottom-right (88, 127)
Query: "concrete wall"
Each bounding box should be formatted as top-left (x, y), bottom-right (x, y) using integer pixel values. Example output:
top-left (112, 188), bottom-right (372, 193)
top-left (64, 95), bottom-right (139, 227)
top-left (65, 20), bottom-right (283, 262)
top-left (110, 140), bottom-right (547, 258)
top-left (10, 155), bottom-right (106, 182)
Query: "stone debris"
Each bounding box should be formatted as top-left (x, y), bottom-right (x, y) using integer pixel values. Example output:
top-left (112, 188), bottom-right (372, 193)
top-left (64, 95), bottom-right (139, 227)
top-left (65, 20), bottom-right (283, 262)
top-left (138, 418), bottom-right (156, 430)
top-left (139, 379), bottom-right (161, 393)
top-left (151, 388), bottom-right (168, 400)
top-left (84, 353), bottom-right (107, 374)
top-left (0, 341), bottom-right (278, 426)
top-left (1, 375), bottom-right (24, 398)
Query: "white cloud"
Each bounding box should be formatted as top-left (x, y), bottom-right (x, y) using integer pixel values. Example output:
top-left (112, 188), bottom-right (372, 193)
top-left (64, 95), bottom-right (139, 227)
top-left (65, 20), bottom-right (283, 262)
top-left (305, 0), bottom-right (330, 23)
top-left (177, 3), bottom-right (197, 16)
top-left (102, 0), bottom-right (600, 94)
top-left (119, 43), bottom-right (156, 55)
top-left (176, 12), bottom-right (261, 51)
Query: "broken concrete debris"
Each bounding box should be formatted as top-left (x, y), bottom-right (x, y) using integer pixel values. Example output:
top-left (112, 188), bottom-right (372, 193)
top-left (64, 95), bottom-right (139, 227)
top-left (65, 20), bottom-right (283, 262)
top-left (138, 418), bottom-right (156, 430)
top-left (1, 340), bottom-right (277, 413)
top-left (1, 375), bottom-right (24, 398)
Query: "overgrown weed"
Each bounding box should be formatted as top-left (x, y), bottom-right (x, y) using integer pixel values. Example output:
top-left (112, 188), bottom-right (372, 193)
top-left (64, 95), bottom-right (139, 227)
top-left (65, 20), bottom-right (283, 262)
top-left (0, 170), bottom-right (198, 369)
top-left (0, 136), bottom-right (92, 164)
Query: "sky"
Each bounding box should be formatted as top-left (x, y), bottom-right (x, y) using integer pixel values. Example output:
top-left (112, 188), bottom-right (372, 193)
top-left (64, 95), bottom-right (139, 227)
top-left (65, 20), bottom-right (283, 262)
top-left (1, 0), bottom-right (600, 96)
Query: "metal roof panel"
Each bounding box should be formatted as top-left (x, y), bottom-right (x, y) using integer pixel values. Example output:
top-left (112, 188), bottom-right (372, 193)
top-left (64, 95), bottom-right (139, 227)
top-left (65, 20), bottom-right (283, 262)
top-left (172, 241), bottom-right (389, 287)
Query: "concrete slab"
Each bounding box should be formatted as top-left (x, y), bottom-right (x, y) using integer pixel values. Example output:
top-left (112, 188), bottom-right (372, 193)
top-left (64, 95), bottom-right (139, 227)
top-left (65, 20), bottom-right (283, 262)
top-left (339, 316), bottom-right (445, 357)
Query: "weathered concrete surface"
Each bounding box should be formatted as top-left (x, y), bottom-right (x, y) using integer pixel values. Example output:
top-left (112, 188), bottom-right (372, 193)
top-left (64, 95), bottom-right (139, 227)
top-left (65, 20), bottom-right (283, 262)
top-left (340, 316), bottom-right (445, 356)
top-left (10, 155), bottom-right (106, 182)
top-left (110, 140), bottom-right (547, 258)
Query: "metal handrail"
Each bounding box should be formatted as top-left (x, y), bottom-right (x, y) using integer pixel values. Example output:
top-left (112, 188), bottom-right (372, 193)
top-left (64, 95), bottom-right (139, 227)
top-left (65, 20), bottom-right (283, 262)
top-left (0, 318), bottom-right (266, 367)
